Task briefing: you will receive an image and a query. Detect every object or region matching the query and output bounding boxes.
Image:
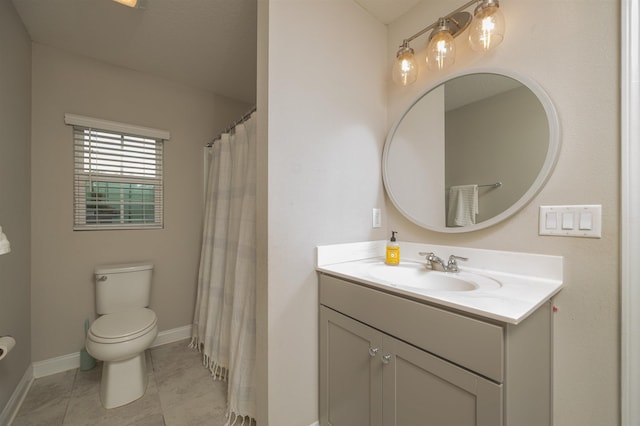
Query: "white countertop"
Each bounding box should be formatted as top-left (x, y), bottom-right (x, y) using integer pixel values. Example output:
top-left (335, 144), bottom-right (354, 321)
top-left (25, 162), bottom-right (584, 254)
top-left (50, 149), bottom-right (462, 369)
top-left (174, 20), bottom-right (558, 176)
top-left (316, 241), bottom-right (564, 324)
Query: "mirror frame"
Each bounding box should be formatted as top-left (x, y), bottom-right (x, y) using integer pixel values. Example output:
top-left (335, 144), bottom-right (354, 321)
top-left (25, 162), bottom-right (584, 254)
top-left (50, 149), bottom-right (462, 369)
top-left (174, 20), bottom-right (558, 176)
top-left (383, 68), bottom-right (561, 233)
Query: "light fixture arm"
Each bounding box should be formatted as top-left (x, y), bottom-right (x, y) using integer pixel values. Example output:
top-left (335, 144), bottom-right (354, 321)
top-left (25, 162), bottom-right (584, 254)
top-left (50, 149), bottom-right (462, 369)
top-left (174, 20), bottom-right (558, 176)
top-left (399, 0), bottom-right (480, 47)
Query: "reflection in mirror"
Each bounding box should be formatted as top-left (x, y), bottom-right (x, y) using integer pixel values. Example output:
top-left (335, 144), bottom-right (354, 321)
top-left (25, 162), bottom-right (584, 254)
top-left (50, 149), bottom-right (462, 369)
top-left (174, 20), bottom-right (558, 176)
top-left (383, 70), bottom-right (560, 233)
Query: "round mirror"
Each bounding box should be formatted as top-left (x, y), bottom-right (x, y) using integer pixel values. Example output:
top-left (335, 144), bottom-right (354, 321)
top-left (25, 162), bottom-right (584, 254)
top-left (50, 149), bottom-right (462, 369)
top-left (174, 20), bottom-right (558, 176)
top-left (383, 69), bottom-right (560, 233)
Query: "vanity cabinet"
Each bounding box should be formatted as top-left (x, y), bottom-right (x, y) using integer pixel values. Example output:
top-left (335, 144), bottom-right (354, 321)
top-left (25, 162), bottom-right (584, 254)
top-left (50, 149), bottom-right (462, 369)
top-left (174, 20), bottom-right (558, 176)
top-left (321, 306), bottom-right (502, 426)
top-left (319, 273), bottom-right (552, 426)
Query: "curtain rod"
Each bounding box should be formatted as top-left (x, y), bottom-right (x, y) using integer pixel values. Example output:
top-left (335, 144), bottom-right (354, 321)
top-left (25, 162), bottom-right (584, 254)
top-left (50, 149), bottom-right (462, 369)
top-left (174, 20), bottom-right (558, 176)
top-left (207, 106), bottom-right (257, 147)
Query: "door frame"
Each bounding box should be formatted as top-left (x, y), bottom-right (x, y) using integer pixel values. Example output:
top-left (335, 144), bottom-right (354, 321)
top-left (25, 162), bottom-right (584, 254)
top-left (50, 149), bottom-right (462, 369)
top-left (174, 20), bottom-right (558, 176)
top-left (621, 1), bottom-right (639, 424)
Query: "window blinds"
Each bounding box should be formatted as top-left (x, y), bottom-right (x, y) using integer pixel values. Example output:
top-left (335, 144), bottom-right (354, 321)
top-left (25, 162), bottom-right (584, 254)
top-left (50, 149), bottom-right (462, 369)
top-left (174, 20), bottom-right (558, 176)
top-left (71, 124), bottom-right (165, 230)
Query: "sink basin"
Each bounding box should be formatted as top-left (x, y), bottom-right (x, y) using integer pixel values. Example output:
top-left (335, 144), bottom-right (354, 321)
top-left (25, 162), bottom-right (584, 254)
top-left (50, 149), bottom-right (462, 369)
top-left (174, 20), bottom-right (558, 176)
top-left (367, 262), bottom-right (502, 292)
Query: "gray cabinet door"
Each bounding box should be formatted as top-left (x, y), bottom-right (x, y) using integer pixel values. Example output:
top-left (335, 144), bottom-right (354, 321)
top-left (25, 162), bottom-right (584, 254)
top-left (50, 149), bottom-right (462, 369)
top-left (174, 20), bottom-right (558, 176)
top-left (320, 306), bottom-right (383, 426)
top-left (382, 335), bottom-right (503, 426)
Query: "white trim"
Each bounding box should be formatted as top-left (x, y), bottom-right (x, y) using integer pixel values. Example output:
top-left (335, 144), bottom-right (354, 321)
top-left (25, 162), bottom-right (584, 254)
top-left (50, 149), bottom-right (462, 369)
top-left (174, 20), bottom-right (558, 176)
top-left (31, 325), bottom-right (192, 379)
top-left (621, 0), bottom-right (640, 424)
top-left (151, 324), bottom-right (192, 348)
top-left (33, 352), bottom-right (80, 378)
top-left (64, 113), bottom-right (171, 140)
top-left (0, 364), bottom-right (34, 425)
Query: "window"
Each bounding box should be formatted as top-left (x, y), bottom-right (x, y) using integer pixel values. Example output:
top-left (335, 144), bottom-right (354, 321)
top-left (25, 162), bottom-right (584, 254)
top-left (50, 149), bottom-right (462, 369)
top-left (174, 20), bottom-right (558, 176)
top-left (66, 114), bottom-right (169, 230)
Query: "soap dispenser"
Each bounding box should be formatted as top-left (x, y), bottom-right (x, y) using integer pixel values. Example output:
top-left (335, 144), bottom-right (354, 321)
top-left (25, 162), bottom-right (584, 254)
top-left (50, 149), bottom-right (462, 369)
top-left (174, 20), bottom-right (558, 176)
top-left (386, 231), bottom-right (400, 265)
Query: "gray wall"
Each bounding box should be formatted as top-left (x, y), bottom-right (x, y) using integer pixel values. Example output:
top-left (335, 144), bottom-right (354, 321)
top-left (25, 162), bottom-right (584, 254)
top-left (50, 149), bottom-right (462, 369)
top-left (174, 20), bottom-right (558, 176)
top-left (1, 4), bottom-right (253, 412)
top-left (29, 43), bottom-right (251, 362)
top-left (0, 0), bottom-right (32, 413)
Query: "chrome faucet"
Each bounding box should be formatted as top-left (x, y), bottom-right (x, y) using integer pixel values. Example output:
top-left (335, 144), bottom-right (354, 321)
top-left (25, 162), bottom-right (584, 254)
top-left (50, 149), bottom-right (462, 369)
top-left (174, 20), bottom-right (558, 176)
top-left (445, 255), bottom-right (468, 272)
top-left (419, 252), bottom-right (468, 273)
top-left (420, 252), bottom-right (447, 271)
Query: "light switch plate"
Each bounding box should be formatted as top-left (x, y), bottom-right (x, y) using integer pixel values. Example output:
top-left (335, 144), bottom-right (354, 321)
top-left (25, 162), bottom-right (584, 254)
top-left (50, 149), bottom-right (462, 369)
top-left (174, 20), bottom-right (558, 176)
top-left (372, 208), bottom-right (381, 228)
top-left (539, 205), bottom-right (602, 238)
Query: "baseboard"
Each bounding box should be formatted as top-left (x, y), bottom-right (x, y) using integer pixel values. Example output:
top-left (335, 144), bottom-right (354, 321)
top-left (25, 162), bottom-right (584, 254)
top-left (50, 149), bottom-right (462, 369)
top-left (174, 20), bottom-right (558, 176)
top-left (32, 324), bottom-right (192, 379)
top-left (0, 364), bottom-right (33, 426)
top-left (151, 324), bottom-right (192, 348)
top-left (32, 352), bottom-right (80, 379)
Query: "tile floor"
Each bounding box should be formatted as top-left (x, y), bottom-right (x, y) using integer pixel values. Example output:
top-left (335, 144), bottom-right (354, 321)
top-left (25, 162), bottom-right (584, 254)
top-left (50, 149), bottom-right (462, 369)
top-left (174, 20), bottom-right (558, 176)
top-left (11, 339), bottom-right (232, 426)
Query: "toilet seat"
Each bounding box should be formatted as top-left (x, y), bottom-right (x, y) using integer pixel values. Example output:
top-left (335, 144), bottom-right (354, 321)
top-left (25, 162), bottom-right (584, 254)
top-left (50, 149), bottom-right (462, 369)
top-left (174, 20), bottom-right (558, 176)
top-left (89, 308), bottom-right (157, 344)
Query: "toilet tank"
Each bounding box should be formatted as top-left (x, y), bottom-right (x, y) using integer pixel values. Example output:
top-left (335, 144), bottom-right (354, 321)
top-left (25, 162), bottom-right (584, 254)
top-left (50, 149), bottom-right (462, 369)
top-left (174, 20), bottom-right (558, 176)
top-left (95, 262), bottom-right (153, 314)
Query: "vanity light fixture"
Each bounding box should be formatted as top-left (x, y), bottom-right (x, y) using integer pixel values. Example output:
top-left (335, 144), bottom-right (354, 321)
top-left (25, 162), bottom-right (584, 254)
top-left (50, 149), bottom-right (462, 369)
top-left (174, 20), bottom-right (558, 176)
top-left (393, 0), bottom-right (505, 86)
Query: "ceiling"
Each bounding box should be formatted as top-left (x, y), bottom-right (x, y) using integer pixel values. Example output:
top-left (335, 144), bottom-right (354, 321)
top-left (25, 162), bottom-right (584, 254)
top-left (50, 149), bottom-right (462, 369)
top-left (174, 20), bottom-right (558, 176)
top-left (354, 0), bottom-right (423, 24)
top-left (11, 0), bottom-right (258, 104)
top-left (11, 0), bottom-right (420, 104)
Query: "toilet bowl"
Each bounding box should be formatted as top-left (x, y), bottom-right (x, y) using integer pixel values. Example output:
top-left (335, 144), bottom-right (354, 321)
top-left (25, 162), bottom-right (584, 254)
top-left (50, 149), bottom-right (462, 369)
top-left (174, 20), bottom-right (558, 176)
top-left (86, 307), bottom-right (158, 408)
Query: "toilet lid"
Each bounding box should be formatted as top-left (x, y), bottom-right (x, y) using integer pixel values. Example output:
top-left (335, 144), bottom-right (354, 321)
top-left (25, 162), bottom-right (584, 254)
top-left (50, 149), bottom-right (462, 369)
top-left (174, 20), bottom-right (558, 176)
top-left (90, 308), bottom-right (157, 341)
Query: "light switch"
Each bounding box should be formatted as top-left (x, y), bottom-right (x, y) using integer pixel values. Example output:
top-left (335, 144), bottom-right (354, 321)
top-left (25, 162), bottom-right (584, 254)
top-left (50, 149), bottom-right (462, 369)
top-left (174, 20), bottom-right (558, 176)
top-left (539, 205), bottom-right (602, 238)
top-left (372, 208), bottom-right (381, 228)
top-left (579, 211), bottom-right (593, 230)
top-left (545, 211), bottom-right (558, 229)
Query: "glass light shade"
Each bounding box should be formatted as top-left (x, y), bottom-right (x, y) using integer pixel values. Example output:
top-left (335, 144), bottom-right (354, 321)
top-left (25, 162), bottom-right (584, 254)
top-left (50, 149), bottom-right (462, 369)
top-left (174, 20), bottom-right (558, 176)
top-left (392, 47), bottom-right (418, 86)
top-left (426, 29), bottom-right (455, 71)
top-left (469, 2), bottom-right (505, 52)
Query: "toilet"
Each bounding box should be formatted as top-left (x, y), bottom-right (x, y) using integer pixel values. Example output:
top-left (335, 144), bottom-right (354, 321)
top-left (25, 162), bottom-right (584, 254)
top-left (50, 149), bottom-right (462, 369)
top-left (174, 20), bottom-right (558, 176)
top-left (85, 263), bottom-right (158, 409)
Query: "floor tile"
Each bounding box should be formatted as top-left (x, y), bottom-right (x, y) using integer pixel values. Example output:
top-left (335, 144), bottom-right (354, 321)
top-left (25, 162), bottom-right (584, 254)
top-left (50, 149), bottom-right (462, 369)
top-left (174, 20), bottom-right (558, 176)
top-left (62, 369), bottom-right (163, 426)
top-left (11, 339), bottom-right (239, 426)
top-left (162, 388), bottom-right (228, 426)
top-left (12, 369), bottom-right (76, 426)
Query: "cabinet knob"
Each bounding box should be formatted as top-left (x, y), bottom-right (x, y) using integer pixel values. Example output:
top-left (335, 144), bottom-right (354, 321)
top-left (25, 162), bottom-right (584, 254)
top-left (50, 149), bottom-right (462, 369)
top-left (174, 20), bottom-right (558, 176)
top-left (368, 347), bottom-right (380, 357)
top-left (382, 354), bottom-right (392, 364)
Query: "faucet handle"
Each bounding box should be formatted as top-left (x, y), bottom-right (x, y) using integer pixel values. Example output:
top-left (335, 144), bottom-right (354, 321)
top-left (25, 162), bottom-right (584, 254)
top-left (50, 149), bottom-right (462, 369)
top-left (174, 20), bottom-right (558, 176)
top-left (419, 251), bottom-right (439, 262)
top-left (419, 252), bottom-right (446, 271)
top-left (447, 255), bottom-right (468, 272)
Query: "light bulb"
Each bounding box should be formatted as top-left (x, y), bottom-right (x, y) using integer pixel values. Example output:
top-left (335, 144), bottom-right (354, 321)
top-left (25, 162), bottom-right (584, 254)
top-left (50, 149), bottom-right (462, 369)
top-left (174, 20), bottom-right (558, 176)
top-left (426, 21), bottom-right (455, 71)
top-left (469, 0), bottom-right (505, 52)
top-left (392, 45), bottom-right (418, 86)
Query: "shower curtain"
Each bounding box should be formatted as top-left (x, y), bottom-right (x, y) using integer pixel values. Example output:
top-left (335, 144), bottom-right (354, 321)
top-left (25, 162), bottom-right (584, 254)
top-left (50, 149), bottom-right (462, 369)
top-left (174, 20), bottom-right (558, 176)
top-left (191, 111), bottom-right (256, 425)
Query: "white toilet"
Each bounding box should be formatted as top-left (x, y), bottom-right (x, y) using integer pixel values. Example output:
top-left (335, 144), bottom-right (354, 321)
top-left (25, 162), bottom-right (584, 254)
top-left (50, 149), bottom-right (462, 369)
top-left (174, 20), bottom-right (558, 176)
top-left (85, 263), bottom-right (158, 409)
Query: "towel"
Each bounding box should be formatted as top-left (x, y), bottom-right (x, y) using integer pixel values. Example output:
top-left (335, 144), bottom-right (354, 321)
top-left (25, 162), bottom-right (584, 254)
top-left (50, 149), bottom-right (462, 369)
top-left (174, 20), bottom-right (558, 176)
top-left (447, 184), bottom-right (478, 227)
top-left (0, 226), bottom-right (10, 255)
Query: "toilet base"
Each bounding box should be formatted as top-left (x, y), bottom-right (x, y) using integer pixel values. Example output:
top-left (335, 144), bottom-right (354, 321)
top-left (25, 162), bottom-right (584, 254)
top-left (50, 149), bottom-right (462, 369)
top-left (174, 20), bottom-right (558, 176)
top-left (100, 351), bottom-right (148, 409)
